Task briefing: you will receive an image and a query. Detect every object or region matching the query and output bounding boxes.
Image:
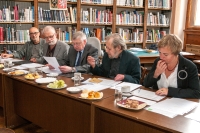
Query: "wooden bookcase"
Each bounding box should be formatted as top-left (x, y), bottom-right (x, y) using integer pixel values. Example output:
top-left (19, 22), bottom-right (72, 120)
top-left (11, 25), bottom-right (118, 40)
top-left (0, 0), bottom-right (173, 49)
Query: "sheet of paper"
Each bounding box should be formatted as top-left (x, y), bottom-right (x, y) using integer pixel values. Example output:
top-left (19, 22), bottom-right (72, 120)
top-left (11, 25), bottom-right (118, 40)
top-left (43, 56), bottom-right (60, 72)
top-left (82, 78), bottom-right (121, 87)
top-left (129, 96), bottom-right (157, 106)
top-left (145, 107), bottom-right (178, 118)
top-left (145, 98), bottom-right (199, 118)
top-left (38, 66), bottom-right (62, 74)
top-left (148, 98), bottom-right (199, 115)
top-left (12, 66), bottom-right (27, 70)
top-left (185, 112), bottom-right (200, 122)
top-left (110, 82), bottom-right (141, 91)
top-left (77, 84), bottom-right (110, 92)
top-left (133, 89), bottom-right (165, 101)
top-left (20, 63), bottom-right (44, 68)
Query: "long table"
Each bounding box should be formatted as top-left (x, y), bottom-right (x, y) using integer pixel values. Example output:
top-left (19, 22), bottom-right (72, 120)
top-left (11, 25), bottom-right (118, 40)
top-left (2, 71), bottom-right (200, 133)
top-left (2, 73), bottom-right (114, 133)
top-left (92, 96), bottom-right (200, 133)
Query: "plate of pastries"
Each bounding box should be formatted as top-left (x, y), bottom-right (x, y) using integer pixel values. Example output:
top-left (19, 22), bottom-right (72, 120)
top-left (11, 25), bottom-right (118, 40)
top-left (24, 73), bottom-right (42, 80)
top-left (8, 70), bottom-right (28, 76)
top-left (117, 99), bottom-right (147, 110)
top-left (89, 78), bottom-right (102, 83)
top-left (80, 89), bottom-right (103, 100)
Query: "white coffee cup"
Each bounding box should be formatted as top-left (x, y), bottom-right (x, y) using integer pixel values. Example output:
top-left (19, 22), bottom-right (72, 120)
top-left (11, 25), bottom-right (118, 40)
top-left (121, 86), bottom-right (130, 93)
top-left (29, 67), bottom-right (36, 73)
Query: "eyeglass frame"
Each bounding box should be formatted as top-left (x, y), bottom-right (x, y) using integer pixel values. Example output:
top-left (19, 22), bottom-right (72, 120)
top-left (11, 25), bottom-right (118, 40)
top-left (44, 33), bottom-right (56, 40)
top-left (29, 32), bottom-right (39, 36)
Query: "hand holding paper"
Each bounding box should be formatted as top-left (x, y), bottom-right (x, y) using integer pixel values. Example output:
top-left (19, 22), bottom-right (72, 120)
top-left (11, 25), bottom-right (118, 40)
top-left (43, 56), bottom-right (61, 73)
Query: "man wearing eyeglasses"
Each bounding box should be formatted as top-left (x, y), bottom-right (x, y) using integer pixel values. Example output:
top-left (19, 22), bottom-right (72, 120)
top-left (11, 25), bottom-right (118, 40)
top-left (87, 33), bottom-right (141, 83)
top-left (41, 26), bottom-right (70, 65)
top-left (1, 27), bottom-right (45, 63)
top-left (58, 31), bottom-right (98, 73)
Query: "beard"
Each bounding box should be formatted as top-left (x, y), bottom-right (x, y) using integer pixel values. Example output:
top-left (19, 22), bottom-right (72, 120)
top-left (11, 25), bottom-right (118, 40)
top-left (46, 39), bottom-right (57, 45)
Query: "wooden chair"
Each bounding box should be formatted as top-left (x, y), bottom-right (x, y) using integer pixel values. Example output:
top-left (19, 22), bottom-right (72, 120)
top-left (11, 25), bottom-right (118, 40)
top-left (140, 66), bottom-right (148, 84)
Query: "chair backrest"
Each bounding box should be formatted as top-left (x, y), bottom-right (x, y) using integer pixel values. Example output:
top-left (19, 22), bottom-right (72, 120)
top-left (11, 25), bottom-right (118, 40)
top-left (87, 37), bottom-right (102, 57)
top-left (140, 66), bottom-right (148, 84)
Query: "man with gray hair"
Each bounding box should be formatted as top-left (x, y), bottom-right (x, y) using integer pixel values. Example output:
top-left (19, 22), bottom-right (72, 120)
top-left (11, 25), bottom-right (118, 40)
top-left (41, 25), bottom-right (70, 65)
top-left (59, 31), bottom-right (98, 73)
top-left (87, 33), bottom-right (141, 83)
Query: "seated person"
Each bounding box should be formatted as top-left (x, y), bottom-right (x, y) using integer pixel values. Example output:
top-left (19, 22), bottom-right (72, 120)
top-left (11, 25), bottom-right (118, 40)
top-left (41, 26), bottom-right (70, 65)
top-left (143, 34), bottom-right (200, 98)
top-left (1, 27), bottom-right (45, 63)
top-left (58, 31), bottom-right (98, 73)
top-left (87, 33), bottom-right (141, 83)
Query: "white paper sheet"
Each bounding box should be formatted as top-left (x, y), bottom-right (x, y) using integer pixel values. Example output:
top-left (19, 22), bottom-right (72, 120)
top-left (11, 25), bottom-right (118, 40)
top-left (129, 96), bottom-right (157, 106)
top-left (146, 98), bottom-right (199, 118)
top-left (82, 78), bottom-right (121, 87)
top-left (20, 63), bottom-right (44, 68)
top-left (133, 89), bottom-right (165, 101)
top-left (185, 112), bottom-right (200, 122)
top-left (77, 84), bottom-right (110, 92)
top-left (110, 82), bottom-right (141, 91)
top-left (38, 66), bottom-right (62, 74)
top-left (43, 56), bottom-right (61, 73)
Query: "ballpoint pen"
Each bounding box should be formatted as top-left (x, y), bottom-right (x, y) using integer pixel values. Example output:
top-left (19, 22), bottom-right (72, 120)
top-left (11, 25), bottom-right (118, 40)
top-left (138, 88), bottom-right (141, 93)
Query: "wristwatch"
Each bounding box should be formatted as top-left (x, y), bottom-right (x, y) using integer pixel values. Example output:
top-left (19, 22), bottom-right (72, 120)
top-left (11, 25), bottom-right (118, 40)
top-left (71, 67), bottom-right (76, 73)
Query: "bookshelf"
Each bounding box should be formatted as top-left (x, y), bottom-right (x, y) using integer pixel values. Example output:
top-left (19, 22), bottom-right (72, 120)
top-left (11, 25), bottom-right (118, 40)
top-left (0, 0), bottom-right (173, 50)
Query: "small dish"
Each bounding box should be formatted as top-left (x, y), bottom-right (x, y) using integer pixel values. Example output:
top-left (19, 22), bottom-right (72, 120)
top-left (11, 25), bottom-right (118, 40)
top-left (66, 87), bottom-right (82, 93)
top-left (79, 92), bottom-right (103, 100)
top-left (117, 99), bottom-right (147, 110)
top-left (46, 73), bottom-right (59, 77)
top-left (47, 84), bottom-right (67, 89)
top-left (35, 77), bottom-right (57, 84)
top-left (3, 68), bottom-right (15, 72)
top-left (71, 77), bottom-right (84, 80)
top-left (8, 70), bottom-right (28, 76)
top-left (122, 92), bottom-right (133, 97)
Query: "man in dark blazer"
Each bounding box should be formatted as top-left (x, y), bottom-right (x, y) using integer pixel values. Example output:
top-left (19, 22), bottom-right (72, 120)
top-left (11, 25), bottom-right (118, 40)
top-left (59, 31), bottom-right (98, 73)
top-left (87, 33), bottom-right (141, 84)
top-left (40, 26), bottom-right (70, 66)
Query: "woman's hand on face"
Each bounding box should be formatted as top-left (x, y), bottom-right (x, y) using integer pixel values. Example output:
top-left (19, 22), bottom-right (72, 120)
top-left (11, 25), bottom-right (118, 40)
top-left (153, 60), bottom-right (167, 78)
top-left (155, 88), bottom-right (168, 96)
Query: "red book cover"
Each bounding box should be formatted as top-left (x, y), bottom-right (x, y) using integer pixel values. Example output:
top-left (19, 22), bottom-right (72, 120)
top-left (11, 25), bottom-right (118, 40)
top-left (0, 27), bottom-right (4, 42)
top-left (57, 0), bottom-right (67, 9)
top-left (96, 28), bottom-right (102, 41)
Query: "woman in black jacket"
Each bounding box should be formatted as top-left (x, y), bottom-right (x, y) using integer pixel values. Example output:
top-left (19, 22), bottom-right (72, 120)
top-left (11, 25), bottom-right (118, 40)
top-left (144, 34), bottom-right (200, 98)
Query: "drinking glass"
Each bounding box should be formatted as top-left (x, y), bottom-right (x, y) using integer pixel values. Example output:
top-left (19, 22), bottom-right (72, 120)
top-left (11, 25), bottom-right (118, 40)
top-left (74, 75), bottom-right (81, 86)
top-left (115, 89), bottom-right (122, 102)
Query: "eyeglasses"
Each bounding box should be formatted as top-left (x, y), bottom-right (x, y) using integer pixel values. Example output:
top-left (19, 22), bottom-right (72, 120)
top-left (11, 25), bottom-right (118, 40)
top-left (44, 34), bottom-right (55, 40)
top-left (29, 32), bottom-right (39, 35)
top-left (72, 42), bottom-right (82, 46)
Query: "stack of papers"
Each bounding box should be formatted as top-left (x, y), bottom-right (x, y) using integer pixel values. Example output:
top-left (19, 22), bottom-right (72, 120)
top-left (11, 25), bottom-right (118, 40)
top-left (110, 82), bottom-right (141, 92)
top-left (146, 98), bottom-right (199, 118)
top-left (82, 78), bottom-right (121, 87)
top-left (76, 84), bottom-right (110, 92)
top-left (133, 89), bottom-right (165, 101)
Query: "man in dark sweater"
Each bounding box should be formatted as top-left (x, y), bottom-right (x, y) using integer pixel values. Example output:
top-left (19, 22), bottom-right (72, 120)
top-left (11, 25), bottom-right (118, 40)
top-left (87, 33), bottom-right (141, 84)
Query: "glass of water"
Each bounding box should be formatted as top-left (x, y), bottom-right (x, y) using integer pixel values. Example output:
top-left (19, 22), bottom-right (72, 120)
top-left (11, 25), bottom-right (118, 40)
top-left (115, 89), bottom-right (122, 102)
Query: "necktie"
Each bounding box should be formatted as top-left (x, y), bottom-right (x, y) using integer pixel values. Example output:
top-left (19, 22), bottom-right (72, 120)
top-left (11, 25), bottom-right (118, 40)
top-left (76, 51), bottom-right (82, 66)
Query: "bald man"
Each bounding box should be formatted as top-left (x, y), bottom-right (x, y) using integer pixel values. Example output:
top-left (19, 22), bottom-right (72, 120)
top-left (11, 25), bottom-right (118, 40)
top-left (1, 27), bottom-right (45, 63)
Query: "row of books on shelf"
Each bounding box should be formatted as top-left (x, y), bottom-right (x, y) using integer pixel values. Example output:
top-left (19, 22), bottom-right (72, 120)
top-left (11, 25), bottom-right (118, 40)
top-left (116, 10), bottom-right (143, 25)
top-left (147, 12), bottom-right (170, 26)
top-left (81, 8), bottom-right (112, 24)
top-left (148, 0), bottom-right (172, 9)
top-left (117, 28), bottom-right (143, 43)
top-left (117, 0), bottom-right (143, 7)
top-left (38, 7), bottom-right (76, 23)
top-left (81, 0), bottom-right (113, 4)
top-left (0, 27), bottom-right (30, 43)
top-left (146, 29), bottom-right (166, 42)
top-left (0, 5), bottom-right (34, 22)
